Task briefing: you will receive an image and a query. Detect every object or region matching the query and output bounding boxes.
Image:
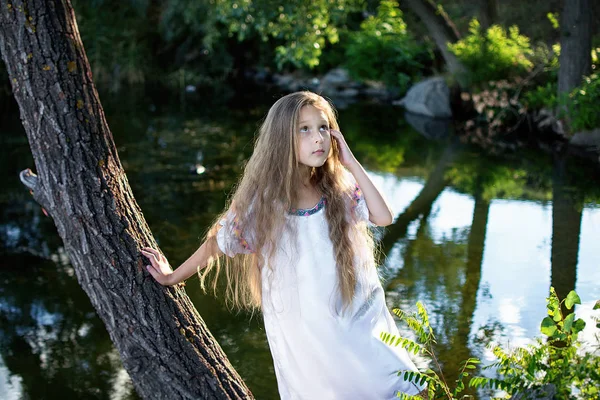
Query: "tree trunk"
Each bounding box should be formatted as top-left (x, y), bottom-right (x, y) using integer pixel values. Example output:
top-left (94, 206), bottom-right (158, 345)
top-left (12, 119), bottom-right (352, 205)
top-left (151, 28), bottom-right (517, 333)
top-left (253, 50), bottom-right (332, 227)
top-left (558, 0), bottom-right (592, 94)
top-left (557, 0), bottom-right (591, 132)
top-left (401, 0), bottom-right (468, 82)
top-left (478, 0), bottom-right (498, 31)
top-left (0, 1), bottom-right (252, 399)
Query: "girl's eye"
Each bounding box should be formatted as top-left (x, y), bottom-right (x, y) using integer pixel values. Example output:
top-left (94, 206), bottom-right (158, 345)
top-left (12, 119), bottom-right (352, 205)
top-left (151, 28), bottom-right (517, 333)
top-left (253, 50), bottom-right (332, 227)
top-left (320, 125), bottom-right (329, 132)
top-left (300, 126), bottom-right (309, 133)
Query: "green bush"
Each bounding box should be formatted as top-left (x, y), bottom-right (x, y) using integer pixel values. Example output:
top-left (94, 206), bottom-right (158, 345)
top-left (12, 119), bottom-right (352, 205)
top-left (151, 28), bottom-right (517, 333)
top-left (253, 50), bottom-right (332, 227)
top-left (211, 0), bottom-right (364, 70)
top-left (524, 82), bottom-right (558, 110)
top-left (382, 288), bottom-right (600, 399)
top-left (344, 0), bottom-right (432, 94)
top-left (566, 73), bottom-right (600, 131)
top-left (592, 46), bottom-right (600, 70)
top-left (523, 46), bottom-right (600, 131)
top-left (449, 19), bottom-right (534, 86)
top-left (524, 73), bottom-right (600, 132)
top-left (482, 288), bottom-right (600, 399)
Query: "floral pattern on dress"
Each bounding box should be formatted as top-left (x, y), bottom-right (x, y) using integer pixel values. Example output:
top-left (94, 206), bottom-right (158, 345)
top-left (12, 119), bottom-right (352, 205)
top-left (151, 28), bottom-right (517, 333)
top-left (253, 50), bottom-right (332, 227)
top-left (351, 184), bottom-right (362, 212)
top-left (217, 210), bottom-right (255, 257)
top-left (288, 196), bottom-right (327, 216)
top-left (232, 215), bottom-right (254, 253)
top-left (351, 183), bottom-right (370, 223)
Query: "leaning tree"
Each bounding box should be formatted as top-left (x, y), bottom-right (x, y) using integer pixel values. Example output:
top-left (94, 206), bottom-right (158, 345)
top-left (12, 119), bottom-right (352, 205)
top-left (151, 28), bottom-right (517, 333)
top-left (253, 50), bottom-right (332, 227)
top-left (0, 1), bottom-right (253, 398)
top-left (401, 0), bottom-right (468, 84)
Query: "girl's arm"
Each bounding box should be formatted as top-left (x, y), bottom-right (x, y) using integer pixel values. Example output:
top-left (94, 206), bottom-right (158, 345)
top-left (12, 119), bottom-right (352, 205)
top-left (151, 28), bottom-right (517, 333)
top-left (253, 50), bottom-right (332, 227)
top-left (346, 161), bottom-right (394, 226)
top-left (330, 129), bottom-right (394, 227)
top-left (142, 239), bottom-right (223, 286)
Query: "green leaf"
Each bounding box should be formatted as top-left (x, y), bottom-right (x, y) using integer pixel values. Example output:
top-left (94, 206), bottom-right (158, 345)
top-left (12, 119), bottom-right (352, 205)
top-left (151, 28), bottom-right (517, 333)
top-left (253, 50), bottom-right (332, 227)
top-left (593, 300), bottom-right (600, 310)
top-left (563, 313), bottom-right (575, 332)
top-left (552, 308), bottom-right (563, 322)
top-left (572, 318), bottom-right (586, 334)
top-left (541, 316), bottom-right (557, 337)
top-left (565, 291), bottom-right (581, 310)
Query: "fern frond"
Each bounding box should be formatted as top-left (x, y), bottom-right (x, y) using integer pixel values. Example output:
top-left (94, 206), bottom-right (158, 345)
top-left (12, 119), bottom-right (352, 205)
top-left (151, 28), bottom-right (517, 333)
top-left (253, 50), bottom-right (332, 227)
top-left (395, 392), bottom-right (424, 400)
top-left (398, 369), bottom-right (437, 388)
top-left (468, 376), bottom-right (511, 391)
top-left (380, 332), bottom-right (425, 355)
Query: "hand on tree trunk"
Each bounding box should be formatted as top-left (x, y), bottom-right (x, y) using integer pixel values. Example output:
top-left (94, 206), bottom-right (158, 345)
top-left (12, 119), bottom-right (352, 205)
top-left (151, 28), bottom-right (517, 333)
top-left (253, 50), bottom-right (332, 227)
top-left (142, 247), bottom-right (176, 286)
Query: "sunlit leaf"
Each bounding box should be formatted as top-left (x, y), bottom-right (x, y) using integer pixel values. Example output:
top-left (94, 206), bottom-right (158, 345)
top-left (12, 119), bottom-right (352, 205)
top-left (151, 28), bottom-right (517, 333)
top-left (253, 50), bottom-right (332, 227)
top-left (565, 290), bottom-right (581, 310)
top-left (540, 316), bottom-right (557, 337)
top-left (563, 313), bottom-right (575, 332)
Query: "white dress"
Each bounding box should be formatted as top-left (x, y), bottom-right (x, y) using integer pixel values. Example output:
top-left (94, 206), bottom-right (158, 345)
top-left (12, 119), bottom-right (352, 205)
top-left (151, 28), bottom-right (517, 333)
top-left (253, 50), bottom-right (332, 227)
top-left (217, 185), bottom-right (426, 399)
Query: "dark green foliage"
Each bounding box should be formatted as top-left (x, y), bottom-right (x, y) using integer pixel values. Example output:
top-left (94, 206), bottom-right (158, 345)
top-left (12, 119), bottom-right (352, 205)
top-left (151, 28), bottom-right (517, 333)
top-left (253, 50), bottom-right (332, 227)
top-left (523, 44), bottom-right (600, 131)
top-left (71, 0), bottom-right (156, 91)
top-left (344, 0), bottom-right (432, 94)
top-left (564, 73), bottom-right (600, 132)
top-left (523, 82), bottom-right (558, 110)
top-left (524, 72), bottom-right (600, 132)
top-left (157, 0), bottom-right (236, 90)
top-left (211, 0), bottom-right (364, 70)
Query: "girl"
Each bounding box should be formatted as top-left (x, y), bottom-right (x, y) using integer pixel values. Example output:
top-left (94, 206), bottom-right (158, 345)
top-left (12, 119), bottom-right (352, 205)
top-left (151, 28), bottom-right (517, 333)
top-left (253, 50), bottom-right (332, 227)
top-left (142, 91), bottom-right (427, 399)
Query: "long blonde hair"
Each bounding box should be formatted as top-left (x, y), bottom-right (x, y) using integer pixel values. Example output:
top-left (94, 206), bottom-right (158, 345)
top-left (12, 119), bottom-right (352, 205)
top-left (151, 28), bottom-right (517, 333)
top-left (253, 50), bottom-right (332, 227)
top-left (199, 91), bottom-right (375, 312)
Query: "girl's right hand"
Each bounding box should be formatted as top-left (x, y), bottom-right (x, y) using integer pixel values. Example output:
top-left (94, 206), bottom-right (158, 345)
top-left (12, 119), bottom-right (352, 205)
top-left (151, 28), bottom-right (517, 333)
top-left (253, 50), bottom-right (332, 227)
top-left (141, 247), bottom-right (176, 286)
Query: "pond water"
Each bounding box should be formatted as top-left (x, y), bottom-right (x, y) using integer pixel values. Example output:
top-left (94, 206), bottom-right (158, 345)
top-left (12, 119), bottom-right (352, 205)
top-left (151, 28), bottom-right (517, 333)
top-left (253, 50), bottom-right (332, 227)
top-left (1, 88), bottom-right (599, 399)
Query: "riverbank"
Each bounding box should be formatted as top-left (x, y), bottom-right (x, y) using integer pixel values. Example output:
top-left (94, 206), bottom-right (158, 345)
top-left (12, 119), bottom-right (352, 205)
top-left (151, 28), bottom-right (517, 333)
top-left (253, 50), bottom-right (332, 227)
top-left (240, 67), bottom-right (600, 169)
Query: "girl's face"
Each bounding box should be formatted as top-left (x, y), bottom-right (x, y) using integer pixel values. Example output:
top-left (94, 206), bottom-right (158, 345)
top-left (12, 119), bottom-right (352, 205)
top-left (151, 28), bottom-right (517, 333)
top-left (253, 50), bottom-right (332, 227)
top-left (296, 105), bottom-right (332, 168)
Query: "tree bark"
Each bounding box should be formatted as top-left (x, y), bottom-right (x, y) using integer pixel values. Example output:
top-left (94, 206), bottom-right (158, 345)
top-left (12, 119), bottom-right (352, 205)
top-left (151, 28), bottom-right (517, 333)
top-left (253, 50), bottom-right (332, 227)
top-left (478, 0), bottom-right (498, 31)
top-left (557, 0), bottom-right (591, 130)
top-left (0, 1), bottom-right (253, 399)
top-left (401, 0), bottom-right (468, 82)
top-left (558, 0), bottom-right (592, 94)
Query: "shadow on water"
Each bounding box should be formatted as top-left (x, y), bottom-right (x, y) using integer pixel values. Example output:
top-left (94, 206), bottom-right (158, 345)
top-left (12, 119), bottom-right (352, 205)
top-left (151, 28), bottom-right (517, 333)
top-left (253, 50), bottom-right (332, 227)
top-left (1, 88), bottom-right (600, 399)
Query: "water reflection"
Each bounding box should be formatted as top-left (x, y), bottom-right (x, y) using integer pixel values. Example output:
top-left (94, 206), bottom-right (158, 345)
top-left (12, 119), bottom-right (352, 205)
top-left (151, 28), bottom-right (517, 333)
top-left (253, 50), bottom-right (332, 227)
top-left (0, 254), bottom-right (138, 399)
top-left (1, 93), bottom-right (599, 399)
top-left (551, 154), bottom-right (582, 305)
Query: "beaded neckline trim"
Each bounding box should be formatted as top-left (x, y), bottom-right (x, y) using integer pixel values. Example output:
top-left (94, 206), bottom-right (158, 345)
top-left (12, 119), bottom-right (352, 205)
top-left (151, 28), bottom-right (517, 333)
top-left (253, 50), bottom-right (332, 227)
top-left (288, 196), bottom-right (326, 216)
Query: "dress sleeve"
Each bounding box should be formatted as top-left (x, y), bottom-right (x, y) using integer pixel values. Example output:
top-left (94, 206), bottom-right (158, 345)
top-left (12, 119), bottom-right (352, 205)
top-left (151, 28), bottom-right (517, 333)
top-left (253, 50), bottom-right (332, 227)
top-left (351, 183), bottom-right (370, 224)
top-left (216, 209), bottom-right (254, 257)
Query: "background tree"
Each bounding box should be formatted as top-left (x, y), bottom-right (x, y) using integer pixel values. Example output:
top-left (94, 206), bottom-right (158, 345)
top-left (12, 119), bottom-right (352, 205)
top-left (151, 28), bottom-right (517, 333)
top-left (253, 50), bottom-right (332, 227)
top-left (557, 0), bottom-right (592, 132)
top-left (0, 1), bottom-right (252, 398)
top-left (401, 0), bottom-right (468, 84)
top-left (477, 0), bottom-right (498, 31)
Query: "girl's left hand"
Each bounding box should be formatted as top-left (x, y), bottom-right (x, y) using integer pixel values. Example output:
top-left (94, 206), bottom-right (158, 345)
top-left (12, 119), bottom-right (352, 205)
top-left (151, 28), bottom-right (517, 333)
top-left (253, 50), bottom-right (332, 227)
top-left (330, 129), bottom-right (357, 168)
